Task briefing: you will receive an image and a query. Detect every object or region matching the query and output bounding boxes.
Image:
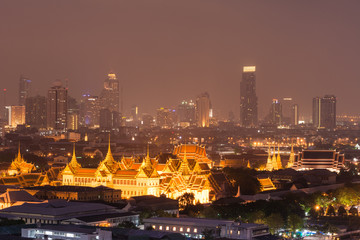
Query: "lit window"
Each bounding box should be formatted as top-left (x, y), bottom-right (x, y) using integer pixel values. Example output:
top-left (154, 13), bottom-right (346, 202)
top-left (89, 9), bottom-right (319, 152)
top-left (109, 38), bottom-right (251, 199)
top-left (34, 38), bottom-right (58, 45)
top-left (159, 226), bottom-right (163, 230)
top-left (173, 227), bottom-right (176, 231)
top-left (187, 228), bottom-right (190, 232)
top-left (166, 226), bottom-right (169, 230)
top-left (238, 230), bottom-right (241, 235)
top-left (194, 228), bottom-right (197, 233)
top-left (180, 227), bottom-right (183, 232)
top-left (152, 225), bottom-right (156, 229)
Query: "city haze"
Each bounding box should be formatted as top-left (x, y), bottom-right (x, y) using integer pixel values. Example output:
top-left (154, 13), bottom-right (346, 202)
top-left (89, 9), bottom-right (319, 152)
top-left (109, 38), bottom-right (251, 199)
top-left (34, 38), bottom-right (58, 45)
top-left (1, 0), bottom-right (360, 119)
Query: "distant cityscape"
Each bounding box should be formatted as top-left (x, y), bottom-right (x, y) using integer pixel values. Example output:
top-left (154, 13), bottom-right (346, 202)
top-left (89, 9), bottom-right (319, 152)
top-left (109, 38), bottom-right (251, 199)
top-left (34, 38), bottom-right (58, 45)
top-left (0, 66), bottom-right (351, 135)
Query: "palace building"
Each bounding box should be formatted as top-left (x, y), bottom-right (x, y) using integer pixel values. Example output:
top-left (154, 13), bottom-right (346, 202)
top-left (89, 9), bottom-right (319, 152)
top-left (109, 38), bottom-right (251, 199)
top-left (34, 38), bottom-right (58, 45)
top-left (62, 141), bottom-right (230, 203)
top-left (7, 144), bottom-right (36, 176)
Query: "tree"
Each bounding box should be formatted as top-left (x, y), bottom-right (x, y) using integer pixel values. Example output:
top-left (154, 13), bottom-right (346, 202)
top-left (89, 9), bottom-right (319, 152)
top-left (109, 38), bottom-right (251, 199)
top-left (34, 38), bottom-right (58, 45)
top-left (202, 228), bottom-right (215, 240)
top-left (287, 214), bottom-right (303, 233)
top-left (178, 192), bottom-right (195, 211)
top-left (248, 210), bottom-right (265, 224)
top-left (326, 205), bottom-right (336, 216)
top-left (265, 213), bottom-right (284, 234)
top-left (337, 206), bottom-right (347, 217)
top-left (118, 221), bottom-right (138, 229)
top-left (349, 206), bottom-right (358, 216)
top-left (334, 187), bottom-right (360, 206)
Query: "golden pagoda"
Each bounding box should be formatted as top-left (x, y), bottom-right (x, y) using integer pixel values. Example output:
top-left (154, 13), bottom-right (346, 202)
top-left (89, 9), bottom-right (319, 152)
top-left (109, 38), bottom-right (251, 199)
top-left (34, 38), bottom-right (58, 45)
top-left (272, 145), bottom-right (279, 170)
top-left (276, 144), bottom-right (282, 169)
top-left (8, 143), bottom-right (35, 176)
top-left (286, 143), bottom-right (295, 168)
top-left (265, 145), bottom-right (274, 171)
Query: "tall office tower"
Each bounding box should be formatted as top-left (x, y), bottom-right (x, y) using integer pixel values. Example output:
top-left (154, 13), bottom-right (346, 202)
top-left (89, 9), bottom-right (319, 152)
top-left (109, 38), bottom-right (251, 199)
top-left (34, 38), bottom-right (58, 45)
top-left (269, 99), bottom-right (282, 125)
top-left (281, 97), bottom-right (294, 125)
top-left (141, 114), bottom-right (154, 129)
top-left (291, 104), bottom-right (299, 126)
top-left (131, 105), bottom-right (139, 121)
top-left (80, 95), bottom-right (100, 128)
top-left (313, 95), bottom-right (336, 129)
top-left (156, 108), bottom-right (177, 129)
top-left (196, 92), bottom-right (211, 128)
top-left (177, 100), bottom-right (196, 127)
top-left (99, 72), bottom-right (120, 113)
top-left (47, 80), bottom-right (68, 130)
top-left (5, 106), bottom-right (25, 128)
top-left (99, 109), bottom-right (119, 129)
top-left (240, 66), bottom-right (258, 127)
top-left (25, 95), bottom-right (47, 129)
top-left (67, 96), bottom-right (79, 131)
top-left (18, 75), bottom-right (31, 106)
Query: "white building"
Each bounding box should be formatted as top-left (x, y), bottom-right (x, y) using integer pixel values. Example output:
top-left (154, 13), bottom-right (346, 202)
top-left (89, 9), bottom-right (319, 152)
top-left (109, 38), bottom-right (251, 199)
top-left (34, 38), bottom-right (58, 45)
top-left (22, 225), bottom-right (112, 240)
top-left (143, 217), bottom-right (269, 239)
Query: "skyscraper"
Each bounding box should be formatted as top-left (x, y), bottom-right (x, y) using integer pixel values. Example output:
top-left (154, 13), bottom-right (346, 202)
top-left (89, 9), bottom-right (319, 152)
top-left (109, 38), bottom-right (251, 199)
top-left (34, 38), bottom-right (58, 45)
top-left (177, 100), bottom-right (196, 127)
top-left (80, 95), bottom-right (100, 128)
top-left (196, 92), bottom-right (211, 128)
top-left (19, 75), bottom-right (31, 106)
top-left (240, 66), bottom-right (258, 127)
top-left (5, 105), bottom-right (25, 128)
top-left (269, 99), bottom-right (282, 125)
top-left (156, 108), bottom-right (177, 129)
top-left (100, 72), bottom-right (120, 113)
top-left (291, 104), bottom-right (299, 126)
top-left (47, 80), bottom-right (68, 130)
top-left (26, 95), bottom-right (47, 129)
top-left (312, 95), bottom-right (336, 129)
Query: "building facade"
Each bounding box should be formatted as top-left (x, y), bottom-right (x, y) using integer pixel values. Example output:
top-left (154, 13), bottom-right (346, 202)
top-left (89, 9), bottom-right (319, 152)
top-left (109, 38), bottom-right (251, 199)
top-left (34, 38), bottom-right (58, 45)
top-left (312, 95), bottom-right (336, 129)
top-left (47, 81), bottom-right (68, 130)
top-left (240, 66), bottom-right (258, 127)
top-left (196, 92), bottom-right (211, 128)
top-left (25, 95), bottom-right (47, 129)
top-left (19, 75), bottom-right (31, 106)
top-left (99, 73), bottom-right (120, 113)
top-left (62, 142), bottom-right (229, 202)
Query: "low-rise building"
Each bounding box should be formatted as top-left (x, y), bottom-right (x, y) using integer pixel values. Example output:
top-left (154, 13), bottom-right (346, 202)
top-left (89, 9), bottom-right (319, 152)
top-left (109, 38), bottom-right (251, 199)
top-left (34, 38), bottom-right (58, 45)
top-left (0, 200), bottom-right (119, 225)
top-left (292, 150), bottom-right (345, 172)
top-left (143, 217), bottom-right (269, 239)
top-left (24, 185), bottom-right (121, 202)
top-left (21, 225), bottom-right (112, 240)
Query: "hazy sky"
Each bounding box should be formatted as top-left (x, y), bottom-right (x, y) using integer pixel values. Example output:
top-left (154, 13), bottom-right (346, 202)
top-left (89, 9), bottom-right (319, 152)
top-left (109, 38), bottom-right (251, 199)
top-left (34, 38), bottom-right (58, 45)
top-left (1, 0), bottom-right (360, 120)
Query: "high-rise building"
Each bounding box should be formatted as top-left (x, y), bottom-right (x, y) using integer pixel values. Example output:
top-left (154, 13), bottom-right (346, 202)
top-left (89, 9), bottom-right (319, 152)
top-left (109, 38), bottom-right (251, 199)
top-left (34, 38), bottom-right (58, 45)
top-left (281, 98), bottom-right (293, 125)
top-left (312, 95), bottom-right (336, 129)
top-left (80, 95), bottom-right (100, 128)
top-left (99, 109), bottom-right (119, 129)
top-left (19, 75), bottom-right (31, 106)
top-left (156, 108), bottom-right (177, 129)
top-left (268, 99), bottom-right (282, 125)
top-left (131, 105), bottom-right (139, 121)
top-left (99, 73), bottom-right (120, 113)
top-left (25, 95), bottom-right (47, 129)
top-left (5, 106), bottom-right (25, 128)
top-left (67, 96), bottom-right (79, 131)
top-left (291, 104), bottom-right (299, 126)
top-left (240, 66), bottom-right (258, 127)
top-left (47, 81), bottom-right (68, 130)
top-left (177, 100), bottom-right (196, 127)
top-left (196, 92), bottom-right (211, 128)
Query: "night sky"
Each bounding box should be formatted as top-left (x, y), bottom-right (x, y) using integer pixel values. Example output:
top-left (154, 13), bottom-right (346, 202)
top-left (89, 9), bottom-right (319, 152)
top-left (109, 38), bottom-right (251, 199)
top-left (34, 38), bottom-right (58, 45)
top-left (1, 1), bottom-right (359, 120)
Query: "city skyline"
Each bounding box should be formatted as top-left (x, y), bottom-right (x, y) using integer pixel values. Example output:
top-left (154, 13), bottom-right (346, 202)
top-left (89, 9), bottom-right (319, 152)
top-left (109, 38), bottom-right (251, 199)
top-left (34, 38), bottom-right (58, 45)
top-left (1, 1), bottom-right (360, 120)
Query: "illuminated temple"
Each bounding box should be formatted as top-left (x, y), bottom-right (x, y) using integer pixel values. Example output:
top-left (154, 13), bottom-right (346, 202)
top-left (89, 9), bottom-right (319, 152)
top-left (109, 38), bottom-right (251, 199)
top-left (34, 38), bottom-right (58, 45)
top-left (7, 144), bottom-right (36, 176)
top-left (62, 142), bottom-right (230, 203)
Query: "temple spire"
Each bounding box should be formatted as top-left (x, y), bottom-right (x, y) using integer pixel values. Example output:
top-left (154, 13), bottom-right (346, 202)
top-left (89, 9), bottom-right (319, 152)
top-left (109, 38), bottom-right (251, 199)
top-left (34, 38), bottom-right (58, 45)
top-left (145, 144), bottom-right (152, 169)
top-left (277, 144), bottom-right (282, 169)
top-left (69, 143), bottom-right (81, 169)
top-left (266, 144), bottom-right (273, 171)
top-left (103, 134), bottom-right (115, 164)
top-left (287, 141), bottom-right (295, 168)
top-left (272, 144), bottom-right (278, 170)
